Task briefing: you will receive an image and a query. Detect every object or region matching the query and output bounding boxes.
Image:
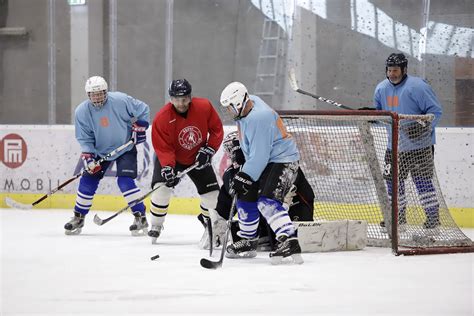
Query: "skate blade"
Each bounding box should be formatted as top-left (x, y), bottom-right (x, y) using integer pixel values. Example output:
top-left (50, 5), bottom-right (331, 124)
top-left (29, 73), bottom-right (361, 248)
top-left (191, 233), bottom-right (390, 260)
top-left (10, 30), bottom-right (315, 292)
top-left (270, 253), bottom-right (304, 265)
top-left (225, 250), bottom-right (257, 259)
top-left (131, 228), bottom-right (148, 237)
top-left (65, 228), bottom-right (82, 235)
top-left (151, 237), bottom-right (158, 245)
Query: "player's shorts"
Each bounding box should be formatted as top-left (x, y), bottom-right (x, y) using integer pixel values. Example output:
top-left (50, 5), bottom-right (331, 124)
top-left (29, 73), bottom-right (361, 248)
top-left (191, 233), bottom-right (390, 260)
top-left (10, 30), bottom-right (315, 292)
top-left (151, 157), bottom-right (219, 194)
top-left (259, 161), bottom-right (299, 203)
top-left (383, 146), bottom-right (434, 181)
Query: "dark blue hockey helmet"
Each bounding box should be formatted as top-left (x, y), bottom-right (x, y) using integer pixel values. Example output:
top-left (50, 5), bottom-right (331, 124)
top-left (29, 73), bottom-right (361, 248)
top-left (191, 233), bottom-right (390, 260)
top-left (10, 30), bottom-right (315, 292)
top-left (386, 53), bottom-right (408, 69)
top-left (169, 79), bottom-right (192, 97)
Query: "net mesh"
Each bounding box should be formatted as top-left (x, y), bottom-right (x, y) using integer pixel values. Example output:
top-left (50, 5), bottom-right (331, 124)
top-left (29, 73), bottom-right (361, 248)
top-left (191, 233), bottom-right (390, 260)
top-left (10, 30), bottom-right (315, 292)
top-left (281, 111), bottom-right (473, 251)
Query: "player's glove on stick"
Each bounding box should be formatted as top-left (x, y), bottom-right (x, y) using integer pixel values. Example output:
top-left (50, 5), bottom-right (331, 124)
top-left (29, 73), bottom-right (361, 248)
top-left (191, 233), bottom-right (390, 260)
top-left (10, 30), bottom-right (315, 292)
top-left (132, 120), bottom-right (149, 144)
top-left (161, 166), bottom-right (180, 188)
top-left (81, 153), bottom-right (102, 174)
top-left (195, 146), bottom-right (215, 170)
top-left (230, 171), bottom-right (254, 197)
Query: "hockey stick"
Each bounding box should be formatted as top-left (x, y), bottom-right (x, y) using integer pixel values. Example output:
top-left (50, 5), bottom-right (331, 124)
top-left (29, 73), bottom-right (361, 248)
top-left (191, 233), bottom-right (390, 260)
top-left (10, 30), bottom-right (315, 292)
top-left (93, 161), bottom-right (199, 226)
top-left (200, 194), bottom-right (237, 270)
top-left (288, 68), bottom-right (353, 110)
top-left (5, 140), bottom-right (134, 210)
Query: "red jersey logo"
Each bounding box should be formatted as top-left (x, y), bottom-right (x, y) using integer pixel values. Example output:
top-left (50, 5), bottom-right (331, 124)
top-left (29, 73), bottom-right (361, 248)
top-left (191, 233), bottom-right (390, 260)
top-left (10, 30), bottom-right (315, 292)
top-left (178, 126), bottom-right (203, 150)
top-left (0, 133), bottom-right (28, 168)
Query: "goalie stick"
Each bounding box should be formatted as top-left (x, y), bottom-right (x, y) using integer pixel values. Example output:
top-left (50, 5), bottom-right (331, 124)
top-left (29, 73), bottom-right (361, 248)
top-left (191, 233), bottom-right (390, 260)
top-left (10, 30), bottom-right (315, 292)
top-left (5, 140), bottom-right (134, 210)
top-left (200, 194), bottom-right (237, 270)
top-left (288, 68), bottom-right (353, 110)
top-left (93, 161), bottom-right (199, 226)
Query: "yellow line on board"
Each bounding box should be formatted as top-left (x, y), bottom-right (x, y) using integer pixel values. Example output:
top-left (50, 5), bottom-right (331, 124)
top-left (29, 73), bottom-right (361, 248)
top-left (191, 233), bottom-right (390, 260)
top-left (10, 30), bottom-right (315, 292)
top-left (1, 193), bottom-right (473, 228)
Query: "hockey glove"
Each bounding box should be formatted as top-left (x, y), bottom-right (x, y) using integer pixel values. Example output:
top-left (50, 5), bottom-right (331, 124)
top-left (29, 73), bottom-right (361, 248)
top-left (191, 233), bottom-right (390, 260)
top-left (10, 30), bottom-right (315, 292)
top-left (405, 121), bottom-right (431, 140)
top-left (81, 153), bottom-right (102, 175)
top-left (161, 166), bottom-right (180, 188)
top-left (230, 171), bottom-right (254, 197)
top-left (132, 120), bottom-right (149, 145)
top-left (195, 146), bottom-right (215, 170)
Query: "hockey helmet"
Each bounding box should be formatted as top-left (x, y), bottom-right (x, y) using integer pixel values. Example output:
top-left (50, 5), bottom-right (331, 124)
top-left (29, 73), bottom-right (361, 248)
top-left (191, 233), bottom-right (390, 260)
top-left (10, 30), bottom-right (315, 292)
top-left (220, 81), bottom-right (249, 120)
top-left (223, 131), bottom-right (245, 166)
top-left (386, 53), bottom-right (408, 69)
top-left (85, 76), bottom-right (108, 108)
top-left (169, 79), bottom-right (192, 97)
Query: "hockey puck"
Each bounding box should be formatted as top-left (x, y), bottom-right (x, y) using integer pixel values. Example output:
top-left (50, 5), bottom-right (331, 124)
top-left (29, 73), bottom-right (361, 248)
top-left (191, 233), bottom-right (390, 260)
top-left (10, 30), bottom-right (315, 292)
top-left (150, 254), bottom-right (160, 261)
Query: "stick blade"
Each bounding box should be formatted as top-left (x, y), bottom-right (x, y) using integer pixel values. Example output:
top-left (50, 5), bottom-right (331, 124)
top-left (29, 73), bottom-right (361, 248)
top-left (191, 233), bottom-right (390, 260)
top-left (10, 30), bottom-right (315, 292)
top-left (200, 258), bottom-right (222, 270)
top-left (288, 68), bottom-right (299, 91)
top-left (4, 197), bottom-right (33, 210)
top-left (93, 214), bottom-right (104, 226)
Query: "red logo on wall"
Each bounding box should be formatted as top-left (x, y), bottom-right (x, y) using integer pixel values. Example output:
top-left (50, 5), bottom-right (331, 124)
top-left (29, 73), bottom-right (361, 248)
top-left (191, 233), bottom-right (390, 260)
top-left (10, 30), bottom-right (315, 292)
top-left (0, 133), bottom-right (28, 168)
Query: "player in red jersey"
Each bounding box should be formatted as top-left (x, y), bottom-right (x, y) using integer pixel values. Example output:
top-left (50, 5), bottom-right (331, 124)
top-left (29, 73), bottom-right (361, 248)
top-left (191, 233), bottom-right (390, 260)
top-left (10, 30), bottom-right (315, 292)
top-left (148, 79), bottom-right (224, 248)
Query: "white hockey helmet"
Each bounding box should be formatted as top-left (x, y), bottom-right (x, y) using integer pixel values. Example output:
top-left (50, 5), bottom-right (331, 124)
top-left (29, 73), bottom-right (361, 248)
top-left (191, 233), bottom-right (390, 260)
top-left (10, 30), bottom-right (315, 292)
top-left (85, 76), bottom-right (108, 108)
top-left (220, 81), bottom-right (249, 120)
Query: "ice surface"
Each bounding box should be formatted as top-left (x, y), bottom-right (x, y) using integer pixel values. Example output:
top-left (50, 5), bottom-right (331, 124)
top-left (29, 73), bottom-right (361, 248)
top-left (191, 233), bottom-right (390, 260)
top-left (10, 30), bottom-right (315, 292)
top-left (1, 208), bottom-right (472, 316)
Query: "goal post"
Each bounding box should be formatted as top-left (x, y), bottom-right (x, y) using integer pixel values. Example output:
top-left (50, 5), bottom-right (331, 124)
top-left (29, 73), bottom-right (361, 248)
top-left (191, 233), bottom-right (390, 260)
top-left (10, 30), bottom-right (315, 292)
top-left (279, 110), bottom-right (474, 255)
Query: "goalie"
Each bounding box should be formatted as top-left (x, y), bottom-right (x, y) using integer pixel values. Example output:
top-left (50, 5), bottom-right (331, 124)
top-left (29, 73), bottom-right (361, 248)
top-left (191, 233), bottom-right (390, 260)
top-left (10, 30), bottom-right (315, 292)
top-left (210, 132), bottom-right (315, 252)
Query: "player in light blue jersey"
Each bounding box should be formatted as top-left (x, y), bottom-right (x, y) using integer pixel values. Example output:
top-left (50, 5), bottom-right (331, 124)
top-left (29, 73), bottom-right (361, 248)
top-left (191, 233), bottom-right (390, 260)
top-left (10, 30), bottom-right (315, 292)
top-left (64, 76), bottom-right (151, 236)
top-left (219, 81), bottom-right (303, 264)
top-left (374, 53), bottom-right (443, 230)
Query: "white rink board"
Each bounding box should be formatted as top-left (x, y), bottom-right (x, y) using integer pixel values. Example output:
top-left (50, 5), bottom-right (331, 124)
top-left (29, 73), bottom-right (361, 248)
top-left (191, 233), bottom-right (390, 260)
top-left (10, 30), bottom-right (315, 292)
top-left (0, 125), bottom-right (473, 207)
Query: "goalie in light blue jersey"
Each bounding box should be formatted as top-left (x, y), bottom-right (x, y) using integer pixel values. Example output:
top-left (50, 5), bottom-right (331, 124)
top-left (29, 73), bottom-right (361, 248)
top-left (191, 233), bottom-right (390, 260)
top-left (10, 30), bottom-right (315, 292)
top-left (219, 81), bottom-right (303, 265)
top-left (64, 76), bottom-right (150, 236)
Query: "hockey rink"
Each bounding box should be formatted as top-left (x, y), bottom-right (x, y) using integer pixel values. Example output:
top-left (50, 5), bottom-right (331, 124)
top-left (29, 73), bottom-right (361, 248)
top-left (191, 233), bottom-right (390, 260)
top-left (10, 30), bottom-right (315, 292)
top-left (1, 208), bottom-right (472, 316)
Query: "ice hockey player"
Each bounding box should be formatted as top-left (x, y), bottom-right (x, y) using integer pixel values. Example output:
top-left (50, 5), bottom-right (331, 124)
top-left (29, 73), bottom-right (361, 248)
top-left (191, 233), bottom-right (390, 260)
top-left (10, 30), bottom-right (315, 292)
top-left (213, 131), bottom-right (315, 252)
top-left (148, 79), bottom-right (224, 246)
top-left (64, 76), bottom-right (150, 236)
top-left (219, 81), bottom-right (304, 264)
top-left (374, 53), bottom-right (443, 230)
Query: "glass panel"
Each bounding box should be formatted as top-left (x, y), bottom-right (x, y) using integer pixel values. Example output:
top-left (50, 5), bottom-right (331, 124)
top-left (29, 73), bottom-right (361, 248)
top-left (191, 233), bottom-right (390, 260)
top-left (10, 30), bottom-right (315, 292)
top-left (0, 0), bottom-right (472, 126)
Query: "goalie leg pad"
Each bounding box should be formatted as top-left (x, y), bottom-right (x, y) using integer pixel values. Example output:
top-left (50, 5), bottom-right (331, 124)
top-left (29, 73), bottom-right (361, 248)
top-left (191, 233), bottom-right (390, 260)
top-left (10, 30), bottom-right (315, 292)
top-left (117, 176), bottom-right (145, 214)
top-left (258, 196), bottom-right (295, 239)
top-left (294, 220), bottom-right (368, 252)
top-left (74, 175), bottom-right (100, 215)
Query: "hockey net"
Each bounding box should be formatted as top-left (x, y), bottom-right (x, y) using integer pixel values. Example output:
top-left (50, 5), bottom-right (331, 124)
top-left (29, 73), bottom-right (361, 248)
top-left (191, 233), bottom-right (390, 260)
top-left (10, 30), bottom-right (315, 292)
top-left (279, 110), bottom-right (473, 255)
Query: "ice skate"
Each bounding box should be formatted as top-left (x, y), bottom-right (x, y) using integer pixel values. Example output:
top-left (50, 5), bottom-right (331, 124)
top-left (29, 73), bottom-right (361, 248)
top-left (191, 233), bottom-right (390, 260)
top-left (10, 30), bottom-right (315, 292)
top-left (64, 212), bottom-right (85, 235)
top-left (129, 212), bottom-right (149, 236)
top-left (148, 225), bottom-right (164, 244)
top-left (148, 214), bottom-right (165, 244)
top-left (269, 235), bottom-right (304, 265)
top-left (226, 238), bottom-right (258, 258)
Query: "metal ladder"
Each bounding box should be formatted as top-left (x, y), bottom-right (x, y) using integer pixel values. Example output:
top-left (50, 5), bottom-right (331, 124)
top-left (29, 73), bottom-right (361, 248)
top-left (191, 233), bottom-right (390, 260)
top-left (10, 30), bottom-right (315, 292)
top-left (254, 10), bottom-right (286, 106)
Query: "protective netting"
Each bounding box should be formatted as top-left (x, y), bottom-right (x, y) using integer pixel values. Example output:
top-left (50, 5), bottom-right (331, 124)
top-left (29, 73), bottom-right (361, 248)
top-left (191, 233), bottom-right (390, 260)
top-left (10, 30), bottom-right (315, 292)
top-left (281, 111), bottom-right (473, 253)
